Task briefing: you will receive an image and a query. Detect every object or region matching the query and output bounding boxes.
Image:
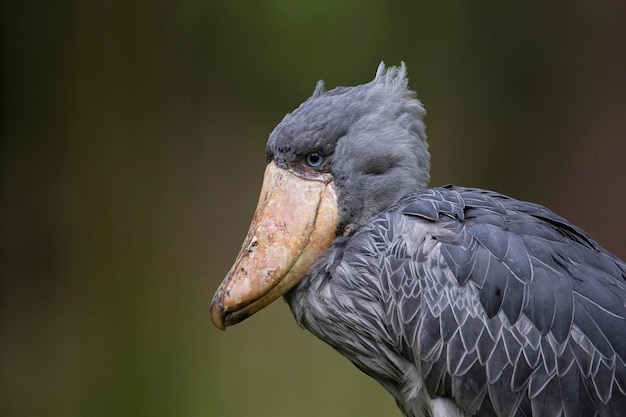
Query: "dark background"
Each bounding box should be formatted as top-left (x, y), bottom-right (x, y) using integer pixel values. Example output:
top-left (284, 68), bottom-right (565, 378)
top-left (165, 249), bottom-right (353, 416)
top-left (2, 2), bottom-right (625, 416)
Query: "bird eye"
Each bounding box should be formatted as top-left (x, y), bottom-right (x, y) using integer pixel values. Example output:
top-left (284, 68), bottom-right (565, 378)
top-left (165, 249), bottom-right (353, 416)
top-left (305, 152), bottom-right (324, 168)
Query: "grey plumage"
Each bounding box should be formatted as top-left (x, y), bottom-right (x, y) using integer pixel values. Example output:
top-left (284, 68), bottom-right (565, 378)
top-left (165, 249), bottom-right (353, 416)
top-left (267, 64), bottom-right (429, 235)
top-left (271, 63), bottom-right (626, 416)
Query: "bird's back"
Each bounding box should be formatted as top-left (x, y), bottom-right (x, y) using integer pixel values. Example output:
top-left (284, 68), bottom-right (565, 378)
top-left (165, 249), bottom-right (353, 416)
top-left (289, 185), bottom-right (626, 417)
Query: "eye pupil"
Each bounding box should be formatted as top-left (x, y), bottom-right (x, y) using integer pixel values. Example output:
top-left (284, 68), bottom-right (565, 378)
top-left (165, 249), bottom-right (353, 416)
top-left (306, 152), bottom-right (324, 167)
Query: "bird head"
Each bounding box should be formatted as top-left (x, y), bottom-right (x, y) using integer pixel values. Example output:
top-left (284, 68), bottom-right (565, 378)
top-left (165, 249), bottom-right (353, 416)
top-left (210, 63), bottom-right (430, 329)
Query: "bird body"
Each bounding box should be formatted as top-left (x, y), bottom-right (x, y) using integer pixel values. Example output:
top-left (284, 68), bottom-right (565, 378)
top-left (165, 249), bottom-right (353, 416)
top-left (287, 186), bottom-right (626, 416)
top-left (210, 63), bottom-right (626, 416)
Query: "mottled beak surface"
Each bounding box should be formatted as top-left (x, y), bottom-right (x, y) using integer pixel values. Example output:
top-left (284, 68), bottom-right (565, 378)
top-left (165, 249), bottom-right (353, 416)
top-left (210, 162), bottom-right (338, 329)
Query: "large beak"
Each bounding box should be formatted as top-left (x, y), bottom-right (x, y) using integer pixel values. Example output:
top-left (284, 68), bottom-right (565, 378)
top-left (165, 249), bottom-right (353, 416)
top-left (210, 161), bottom-right (338, 330)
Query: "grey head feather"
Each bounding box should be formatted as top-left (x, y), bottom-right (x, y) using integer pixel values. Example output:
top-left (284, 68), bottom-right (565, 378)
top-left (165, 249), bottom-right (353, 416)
top-left (312, 80), bottom-right (326, 97)
top-left (267, 63), bottom-right (430, 234)
top-left (374, 61), bottom-right (410, 93)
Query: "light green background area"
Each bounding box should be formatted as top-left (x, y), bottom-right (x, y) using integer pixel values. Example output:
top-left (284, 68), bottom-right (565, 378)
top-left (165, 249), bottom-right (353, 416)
top-left (2, 2), bottom-right (625, 416)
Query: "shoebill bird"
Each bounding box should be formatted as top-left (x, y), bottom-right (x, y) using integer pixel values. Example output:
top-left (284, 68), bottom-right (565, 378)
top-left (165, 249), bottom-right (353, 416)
top-left (210, 63), bottom-right (626, 417)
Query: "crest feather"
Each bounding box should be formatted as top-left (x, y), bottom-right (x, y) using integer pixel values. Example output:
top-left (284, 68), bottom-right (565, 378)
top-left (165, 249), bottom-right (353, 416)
top-left (374, 61), bottom-right (409, 93)
top-left (312, 80), bottom-right (326, 97)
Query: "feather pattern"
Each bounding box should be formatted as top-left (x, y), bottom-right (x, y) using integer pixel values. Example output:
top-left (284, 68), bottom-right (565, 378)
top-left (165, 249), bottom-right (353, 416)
top-left (287, 185), bottom-right (626, 417)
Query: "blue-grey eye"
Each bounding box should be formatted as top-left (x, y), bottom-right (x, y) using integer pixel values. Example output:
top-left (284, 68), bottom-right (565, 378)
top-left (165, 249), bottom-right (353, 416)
top-left (306, 152), bottom-right (324, 167)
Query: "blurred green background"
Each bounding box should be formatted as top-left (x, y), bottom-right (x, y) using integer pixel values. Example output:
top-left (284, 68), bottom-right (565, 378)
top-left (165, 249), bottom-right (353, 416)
top-left (2, 2), bottom-right (625, 417)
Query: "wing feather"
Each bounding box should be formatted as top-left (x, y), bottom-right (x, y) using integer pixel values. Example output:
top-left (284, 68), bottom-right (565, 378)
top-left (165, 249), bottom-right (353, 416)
top-left (381, 186), bottom-right (626, 415)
